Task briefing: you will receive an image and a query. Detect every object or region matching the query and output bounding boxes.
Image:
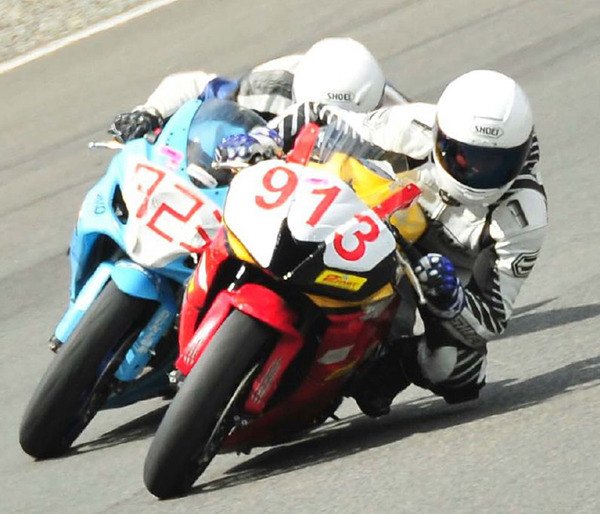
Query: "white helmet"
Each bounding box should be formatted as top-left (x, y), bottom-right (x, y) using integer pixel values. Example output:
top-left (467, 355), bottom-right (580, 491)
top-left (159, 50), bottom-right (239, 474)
top-left (433, 70), bottom-right (534, 206)
top-left (292, 37), bottom-right (385, 112)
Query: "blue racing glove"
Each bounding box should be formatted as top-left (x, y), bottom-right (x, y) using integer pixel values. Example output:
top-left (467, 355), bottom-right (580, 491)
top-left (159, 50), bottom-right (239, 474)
top-left (414, 253), bottom-right (465, 319)
top-left (214, 127), bottom-right (283, 168)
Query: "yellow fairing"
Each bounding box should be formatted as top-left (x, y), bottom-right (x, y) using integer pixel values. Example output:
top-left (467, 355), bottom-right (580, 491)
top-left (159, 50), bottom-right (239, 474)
top-left (306, 283), bottom-right (395, 309)
top-left (186, 276), bottom-right (195, 294)
top-left (226, 229), bottom-right (256, 264)
top-left (309, 154), bottom-right (427, 243)
top-left (389, 202), bottom-right (427, 243)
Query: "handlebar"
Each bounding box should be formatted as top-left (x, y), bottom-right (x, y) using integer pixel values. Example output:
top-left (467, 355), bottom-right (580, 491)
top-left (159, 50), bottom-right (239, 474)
top-left (88, 140), bottom-right (124, 150)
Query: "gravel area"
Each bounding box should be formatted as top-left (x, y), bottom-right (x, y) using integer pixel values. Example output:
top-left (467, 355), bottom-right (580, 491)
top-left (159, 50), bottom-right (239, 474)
top-left (0, 0), bottom-right (155, 63)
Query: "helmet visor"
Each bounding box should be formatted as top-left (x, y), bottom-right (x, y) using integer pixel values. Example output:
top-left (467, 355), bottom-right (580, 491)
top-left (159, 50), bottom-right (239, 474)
top-left (434, 126), bottom-right (532, 189)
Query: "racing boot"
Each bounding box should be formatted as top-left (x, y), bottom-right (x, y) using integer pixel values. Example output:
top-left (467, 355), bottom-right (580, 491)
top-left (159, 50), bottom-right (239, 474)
top-left (351, 336), bottom-right (419, 417)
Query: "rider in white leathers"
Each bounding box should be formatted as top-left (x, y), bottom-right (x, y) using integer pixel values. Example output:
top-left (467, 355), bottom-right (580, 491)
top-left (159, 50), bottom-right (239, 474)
top-left (109, 37), bottom-right (409, 144)
top-left (352, 71), bottom-right (546, 414)
top-left (220, 70), bottom-right (547, 415)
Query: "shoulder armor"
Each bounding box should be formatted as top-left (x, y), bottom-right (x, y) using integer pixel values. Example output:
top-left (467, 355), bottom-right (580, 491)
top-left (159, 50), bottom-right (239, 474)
top-left (492, 186), bottom-right (548, 239)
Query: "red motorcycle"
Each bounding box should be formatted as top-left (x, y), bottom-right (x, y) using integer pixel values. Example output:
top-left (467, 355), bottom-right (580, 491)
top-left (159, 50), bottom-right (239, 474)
top-left (143, 124), bottom-right (428, 498)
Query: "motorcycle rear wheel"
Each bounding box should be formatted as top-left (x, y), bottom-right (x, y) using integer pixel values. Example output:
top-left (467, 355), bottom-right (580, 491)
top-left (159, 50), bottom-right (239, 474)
top-left (143, 309), bottom-right (274, 499)
top-left (19, 280), bottom-right (155, 459)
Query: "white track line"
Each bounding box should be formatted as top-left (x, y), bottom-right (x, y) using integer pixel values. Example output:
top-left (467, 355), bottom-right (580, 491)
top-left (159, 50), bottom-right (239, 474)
top-left (0, 0), bottom-right (183, 75)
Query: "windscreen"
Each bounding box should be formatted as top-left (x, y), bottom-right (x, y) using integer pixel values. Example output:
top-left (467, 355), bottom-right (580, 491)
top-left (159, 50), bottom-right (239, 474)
top-left (187, 98), bottom-right (266, 170)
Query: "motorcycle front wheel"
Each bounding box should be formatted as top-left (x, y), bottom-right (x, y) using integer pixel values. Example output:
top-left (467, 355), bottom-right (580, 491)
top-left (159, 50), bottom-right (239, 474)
top-left (143, 309), bottom-right (274, 499)
top-left (19, 280), bottom-right (156, 459)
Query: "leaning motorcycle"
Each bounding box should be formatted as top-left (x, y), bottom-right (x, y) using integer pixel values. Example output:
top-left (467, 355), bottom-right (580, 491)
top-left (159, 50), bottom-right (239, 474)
top-left (19, 99), bottom-right (266, 459)
top-left (143, 123), bottom-right (429, 498)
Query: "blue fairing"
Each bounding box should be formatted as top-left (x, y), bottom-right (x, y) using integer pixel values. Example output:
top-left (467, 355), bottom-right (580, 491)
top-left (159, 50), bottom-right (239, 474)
top-left (56, 95), bottom-right (265, 383)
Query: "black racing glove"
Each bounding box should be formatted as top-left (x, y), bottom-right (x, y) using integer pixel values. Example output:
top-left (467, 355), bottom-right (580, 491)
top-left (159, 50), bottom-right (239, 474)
top-left (109, 109), bottom-right (163, 143)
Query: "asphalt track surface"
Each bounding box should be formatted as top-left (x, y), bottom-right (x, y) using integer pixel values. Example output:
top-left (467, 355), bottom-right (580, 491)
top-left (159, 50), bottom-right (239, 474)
top-left (1, 0), bottom-right (599, 512)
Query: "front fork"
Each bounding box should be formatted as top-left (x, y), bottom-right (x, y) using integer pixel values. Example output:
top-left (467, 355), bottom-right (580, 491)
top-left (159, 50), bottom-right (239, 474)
top-left (114, 303), bottom-right (176, 381)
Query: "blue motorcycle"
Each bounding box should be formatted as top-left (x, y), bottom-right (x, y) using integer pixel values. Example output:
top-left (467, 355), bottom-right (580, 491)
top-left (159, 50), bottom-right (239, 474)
top-left (19, 98), bottom-right (266, 459)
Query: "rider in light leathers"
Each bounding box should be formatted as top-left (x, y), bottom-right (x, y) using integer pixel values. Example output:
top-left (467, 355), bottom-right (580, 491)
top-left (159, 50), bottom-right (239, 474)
top-left (221, 70), bottom-right (547, 415)
top-left (110, 37), bottom-right (409, 143)
top-left (355, 73), bottom-right (545, 413)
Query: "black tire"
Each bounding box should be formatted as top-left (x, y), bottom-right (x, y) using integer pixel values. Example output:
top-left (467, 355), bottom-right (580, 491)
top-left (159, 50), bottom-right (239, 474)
top-left (19, 280), bottom-right (155, 459)
top-left (143, 309), bottom-right (274, 499)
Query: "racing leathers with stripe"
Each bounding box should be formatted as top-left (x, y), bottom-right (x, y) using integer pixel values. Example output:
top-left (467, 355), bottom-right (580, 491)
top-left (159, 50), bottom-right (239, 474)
top-left (133, 55), bottom-right (410, 120)
top-left (266, 101), bottom-right (547, 403)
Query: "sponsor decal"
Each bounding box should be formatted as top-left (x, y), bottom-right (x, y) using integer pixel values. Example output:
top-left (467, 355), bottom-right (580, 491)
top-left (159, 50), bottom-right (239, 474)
top-left (94, 193), bottom-right (106, 214)
top-left (474, 125), bottom-right (504, 139)
top-left (160, 145), bottom-right (184, 170)
top-left (511, 251), bottom-right (539, 278)
top-left (327, 91), bottom-right (354, 102)
top-left (305, 177), bottom-right (330, 185)
top-left (135, 308), bottom-right (174, 353)
top-left (315, 270), bottom-right (367, 292)
top-left (250, 357), bottom-right (282, 403)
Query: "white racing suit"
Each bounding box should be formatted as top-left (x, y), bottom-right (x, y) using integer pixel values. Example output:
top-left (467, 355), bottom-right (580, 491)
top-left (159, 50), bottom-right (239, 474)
top-left (267, 101), bottom-right (548, 403)
top-left (133, 55), bottom-right (410, 120)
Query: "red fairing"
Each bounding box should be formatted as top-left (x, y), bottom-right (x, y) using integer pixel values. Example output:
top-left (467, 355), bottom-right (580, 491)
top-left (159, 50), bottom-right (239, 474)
top-left (224, 304), bottom-right (396, 450)
top-left (178, 299), bottom-right (199, 356)
top-left (178, 228), bottom-right (229, 355)
top-left (372, 183), bottom-right (421, 218)
top-left (176, 283), bottom-right (304, 398)
top-left (176, 292), bottom-right (233, 375)
top-left (286, 123), bottom-right (320, 165)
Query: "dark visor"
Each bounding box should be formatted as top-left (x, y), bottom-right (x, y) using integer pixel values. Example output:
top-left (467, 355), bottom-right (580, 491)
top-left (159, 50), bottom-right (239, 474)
top-left (434, 126), bottom-right (532, 189)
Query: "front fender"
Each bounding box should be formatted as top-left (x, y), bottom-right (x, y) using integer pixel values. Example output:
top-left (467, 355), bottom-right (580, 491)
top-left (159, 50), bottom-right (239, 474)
top-left (176, 284), bottom-right (304, 413)
top-left (55, 260), bottom-right (166, 343)
top-left (54, 262), bottom-right (113, 343)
